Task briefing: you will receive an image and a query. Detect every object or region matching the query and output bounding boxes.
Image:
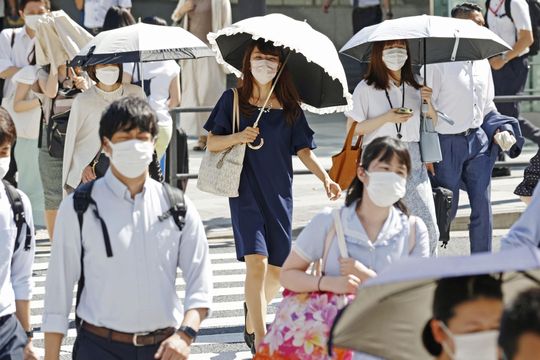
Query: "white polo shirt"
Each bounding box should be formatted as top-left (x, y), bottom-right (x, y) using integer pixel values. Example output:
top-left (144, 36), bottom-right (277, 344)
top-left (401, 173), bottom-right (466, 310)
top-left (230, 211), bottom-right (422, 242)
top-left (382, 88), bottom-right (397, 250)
top-left (486, 0), bottom-right (532, 56)
top-left (424, 60), bottom-right (497, 134)
top-left (0, 27), bottom-right (34, 99)
top-left (83, 0), bottom-right (132, 29)
top-left (0, 182), bottom-right (35, 318)
top-left (345, 79), bottom-right (422, 146)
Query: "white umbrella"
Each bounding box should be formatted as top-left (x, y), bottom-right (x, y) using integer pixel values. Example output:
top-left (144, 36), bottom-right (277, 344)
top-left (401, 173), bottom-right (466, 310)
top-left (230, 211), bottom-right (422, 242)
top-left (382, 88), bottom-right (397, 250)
top-left (340, 15), bottom-right (511, 65)
top-left (71, 22), bottom-right (213, 67)
top-left (331, 247), bottom-right (540, 360)
top-left (207, 13), bottom-right (352, 115)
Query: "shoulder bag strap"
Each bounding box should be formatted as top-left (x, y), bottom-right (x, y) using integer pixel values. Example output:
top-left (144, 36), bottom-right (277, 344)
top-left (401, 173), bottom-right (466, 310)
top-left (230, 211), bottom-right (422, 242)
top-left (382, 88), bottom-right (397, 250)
top-left (232, 88), bottom-right (239, 134)
top-left (332, 209), bottom-right (349, 258)
top-left (408, 215), bottom-right (416, 254)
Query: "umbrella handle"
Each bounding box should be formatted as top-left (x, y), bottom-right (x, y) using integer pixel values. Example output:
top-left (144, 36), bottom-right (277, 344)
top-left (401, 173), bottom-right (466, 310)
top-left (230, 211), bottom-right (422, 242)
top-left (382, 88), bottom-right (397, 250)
top-left (247, 137), bottom-right (264, 150)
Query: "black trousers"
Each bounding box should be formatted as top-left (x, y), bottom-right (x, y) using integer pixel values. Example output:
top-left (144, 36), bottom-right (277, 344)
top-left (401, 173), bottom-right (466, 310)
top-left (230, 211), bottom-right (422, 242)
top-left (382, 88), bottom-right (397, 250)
top-left (492, 55), bottom-right (540, 146)
top-left (0, 314), bottom-right (27, 360)
top-left (352, 5), bottom-right (382, 34)
top-left (73, 328), bottom-right (161, 360)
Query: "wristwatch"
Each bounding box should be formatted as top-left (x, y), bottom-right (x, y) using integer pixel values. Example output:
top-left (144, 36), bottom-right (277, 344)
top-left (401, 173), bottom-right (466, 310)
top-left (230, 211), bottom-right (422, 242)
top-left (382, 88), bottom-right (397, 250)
top-left (177, 326), bottom-right (198, 341)
top-left (25, 329), bottom-right (34, 339)
top-left (501, 51), bottom-right (509, 63)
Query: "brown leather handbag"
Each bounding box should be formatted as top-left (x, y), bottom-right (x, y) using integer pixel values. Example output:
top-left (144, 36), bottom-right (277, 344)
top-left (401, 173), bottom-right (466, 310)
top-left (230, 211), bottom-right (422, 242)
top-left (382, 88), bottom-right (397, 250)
top-left (329, 122), bottom-right (363, 189)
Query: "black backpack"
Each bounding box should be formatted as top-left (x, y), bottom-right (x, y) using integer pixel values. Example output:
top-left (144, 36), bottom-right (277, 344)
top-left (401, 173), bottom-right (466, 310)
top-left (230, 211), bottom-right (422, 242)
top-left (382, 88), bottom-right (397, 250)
top-left (71, 180), bottom-right (187, 329)
top-left (2, 180), bottom-right (32, 253)
top-left (486, 0), bottom-right (540, 56)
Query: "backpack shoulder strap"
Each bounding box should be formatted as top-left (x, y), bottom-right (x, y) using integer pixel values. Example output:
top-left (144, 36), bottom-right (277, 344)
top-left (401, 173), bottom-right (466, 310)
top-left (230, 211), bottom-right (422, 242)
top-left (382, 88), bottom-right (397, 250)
top-left (10, 28), bottom-right (15, 48)
top-left (161, 183), bottom-right (187, 231)
top-left (505, 0), bottom-right (514, 22)
top-left (408, 215), bottom-right (417, 254)
top-left (3, 180), bottom-right (31, 252)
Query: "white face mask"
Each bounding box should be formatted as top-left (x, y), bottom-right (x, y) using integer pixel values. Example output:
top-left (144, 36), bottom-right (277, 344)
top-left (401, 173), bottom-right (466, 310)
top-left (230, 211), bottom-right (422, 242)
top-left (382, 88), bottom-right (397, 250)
top-left (25, 14), bottom-right (46, 30)
top-left (250, 59), bottom-right (279, 85)
top-left (0, 156), bottom-right (10, 179)
top-left (365, 171), bottom-right (406, 207)
top-left (106, 139), bottom-right (154, 179)
top-left (382, 48), bottom-right (408, 71)
top-left (440, 322), bottom-right (499, 360)
top-left (96, 66), bottom-right (120, 86)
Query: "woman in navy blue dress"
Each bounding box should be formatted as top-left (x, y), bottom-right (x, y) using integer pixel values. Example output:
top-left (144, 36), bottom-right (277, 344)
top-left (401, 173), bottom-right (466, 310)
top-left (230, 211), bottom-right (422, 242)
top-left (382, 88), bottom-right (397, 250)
top-left (204, 39), bottom-right (341, 353)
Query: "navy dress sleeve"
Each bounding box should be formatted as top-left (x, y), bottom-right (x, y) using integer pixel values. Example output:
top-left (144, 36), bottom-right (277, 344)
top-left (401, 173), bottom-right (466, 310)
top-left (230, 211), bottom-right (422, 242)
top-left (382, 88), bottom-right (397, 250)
top-left (290, 110), bottom-right (316, 155)
top-left (203, 89), bottom-right (234, 135)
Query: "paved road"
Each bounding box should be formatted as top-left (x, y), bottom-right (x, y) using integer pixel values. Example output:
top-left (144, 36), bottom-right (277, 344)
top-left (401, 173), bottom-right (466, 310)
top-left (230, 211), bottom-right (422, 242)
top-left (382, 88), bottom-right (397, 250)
top-left (29, 228), bottom-right (505, 359)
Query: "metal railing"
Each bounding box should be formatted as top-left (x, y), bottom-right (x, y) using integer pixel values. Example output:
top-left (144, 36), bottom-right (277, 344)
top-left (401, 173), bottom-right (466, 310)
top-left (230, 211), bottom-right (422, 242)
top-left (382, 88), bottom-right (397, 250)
top-left (166, 94), bottom-right (538, 183)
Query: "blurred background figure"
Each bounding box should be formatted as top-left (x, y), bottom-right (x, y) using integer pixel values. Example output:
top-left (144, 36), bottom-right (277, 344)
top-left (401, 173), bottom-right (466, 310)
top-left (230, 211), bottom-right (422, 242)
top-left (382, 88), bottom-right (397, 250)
top-left (0, 0), bottom-right (18, 31)
top-left (123, 16), bottom-right (181, 161)
top-left (101, 4), bottom-right (134, 31)
top-left (322, 0), bottom-right (391, 34)
top-left (171, 0), bottom-right (231, 151)
top-left (499, 288), bottom-right (540, 360)
top-left (83, 0), bottom-right (131, 35)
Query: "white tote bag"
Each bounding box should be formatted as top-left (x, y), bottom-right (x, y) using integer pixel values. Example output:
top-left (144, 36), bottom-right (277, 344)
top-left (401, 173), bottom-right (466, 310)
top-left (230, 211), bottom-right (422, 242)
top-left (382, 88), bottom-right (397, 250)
top-left (197, 88), bottom-right (246, 197)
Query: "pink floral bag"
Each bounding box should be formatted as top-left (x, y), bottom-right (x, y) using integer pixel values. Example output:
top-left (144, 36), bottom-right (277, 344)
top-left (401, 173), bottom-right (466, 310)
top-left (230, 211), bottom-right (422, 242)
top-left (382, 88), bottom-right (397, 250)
top-left (255, 210), bottom-right (354, 360)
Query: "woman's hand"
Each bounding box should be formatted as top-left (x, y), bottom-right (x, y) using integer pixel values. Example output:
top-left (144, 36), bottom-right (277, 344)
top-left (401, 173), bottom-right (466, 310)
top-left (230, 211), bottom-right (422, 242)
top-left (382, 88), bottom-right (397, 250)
top-left (384, 109), bottom-right (413, 124)
top-left (339, 257), bottom-right (377, 281)
top-left (235, 126), bottom-right (259, 144)
top-left (324, 177), bottom-right (341, 200)
top-left (81, 166), bottom-right (96, 184)
top-left (73, 76), bottom-right (89, 91)
top-left (421, 86), bottom-right (433, 105)
top-left (324, 274), bottom-right (361, 294)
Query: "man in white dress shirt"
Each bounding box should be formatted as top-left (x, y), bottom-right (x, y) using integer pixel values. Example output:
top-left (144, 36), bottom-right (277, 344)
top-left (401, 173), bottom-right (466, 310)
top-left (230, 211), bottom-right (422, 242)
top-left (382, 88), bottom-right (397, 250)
top-left (42, 96), bottom-right (212, 360)
top-left (425, 3), bottom-right (518, 253)
top-left (83, 0), bottom-right (132, 34)
top-left (0, 107), bottom-right (36, 359)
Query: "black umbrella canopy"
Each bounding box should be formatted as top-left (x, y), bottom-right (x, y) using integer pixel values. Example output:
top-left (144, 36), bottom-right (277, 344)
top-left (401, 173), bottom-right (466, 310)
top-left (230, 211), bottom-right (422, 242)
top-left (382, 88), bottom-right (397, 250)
top-left (208, 13), bottom-right (352, 114)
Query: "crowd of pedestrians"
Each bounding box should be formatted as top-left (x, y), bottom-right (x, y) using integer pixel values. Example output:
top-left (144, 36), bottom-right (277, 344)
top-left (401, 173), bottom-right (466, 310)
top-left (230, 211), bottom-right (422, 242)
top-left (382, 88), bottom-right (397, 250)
top-left (0, 0), bottom-right (540, 359)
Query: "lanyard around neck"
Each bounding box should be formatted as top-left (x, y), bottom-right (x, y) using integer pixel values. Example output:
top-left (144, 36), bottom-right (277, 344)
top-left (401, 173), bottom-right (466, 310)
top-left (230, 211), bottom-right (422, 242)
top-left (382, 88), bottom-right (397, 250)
top-left (384, 82), bottom-right (406, 139)
top-left (489, 0), bottom-right (505, 16)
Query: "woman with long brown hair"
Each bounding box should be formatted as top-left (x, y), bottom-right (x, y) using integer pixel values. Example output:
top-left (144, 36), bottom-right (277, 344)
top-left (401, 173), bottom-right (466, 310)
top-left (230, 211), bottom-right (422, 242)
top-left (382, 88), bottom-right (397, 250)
top-left (205, 38), bottom-right (341, 353)
top-left (346, 39), bottom-right (440, 256)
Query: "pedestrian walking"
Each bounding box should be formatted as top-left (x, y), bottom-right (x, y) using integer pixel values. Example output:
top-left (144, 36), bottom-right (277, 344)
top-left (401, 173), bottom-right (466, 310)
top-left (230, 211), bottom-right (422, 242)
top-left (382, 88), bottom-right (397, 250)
top-left (345, 38), bottom-right (440, 255)
top-left (422, 275), bottom-right (503, 360)
top-left (171, 0), bottom-right (231, 151)
top-left (204, 39), bottom-right (341, 353)
top-left (424, 3), bottom-right (520, 253)
top-left (83, 0), bottom-right (131, 35)
top-left (514, 147), bottom-right (540, 204)
top-left (487, 0), bottom-right (539, 176)
top-left (0, 107), bottom-right (37, 360)
top-left (272, 137), bottom-right (429, 358)
top-left (124, 16), bottom-right (181, 160)
top-left (499, 288), bottom-right (540, 360)
top-left (0, 0), bottom-right (17, 31)
top-left (101, 5), bottom-right (134, 32)
top-left (322, 0), bottom-right (392, 34)
top-left (36, 62), bottom-right (88, 240)
top-left (42, 96), bottom-right (212, 360)
top-left (500, 182), bottom-right (540, 248)
top-left (62, 63), bottom-right (142, 193)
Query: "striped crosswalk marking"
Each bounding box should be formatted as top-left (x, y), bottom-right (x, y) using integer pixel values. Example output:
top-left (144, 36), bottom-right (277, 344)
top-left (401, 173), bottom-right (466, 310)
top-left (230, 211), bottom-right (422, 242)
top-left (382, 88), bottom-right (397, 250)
top-left (30, 234), bottom-right (281, 359)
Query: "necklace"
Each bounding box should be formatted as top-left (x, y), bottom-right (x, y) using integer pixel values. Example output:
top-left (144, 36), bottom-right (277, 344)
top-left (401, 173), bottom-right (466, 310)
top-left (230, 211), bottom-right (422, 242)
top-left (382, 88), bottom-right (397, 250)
top-left (384, 82), bottom-right (406, 139)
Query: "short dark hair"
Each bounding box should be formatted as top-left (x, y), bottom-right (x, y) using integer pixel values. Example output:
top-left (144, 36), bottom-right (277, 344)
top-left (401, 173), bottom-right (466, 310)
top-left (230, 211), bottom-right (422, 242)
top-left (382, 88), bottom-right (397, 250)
top-left (451, 3), bottom-right (482, 18)
top-left (499, 288), bottom-right (540, 359)
top-left (99, 96), bottom-right (158, 141)
top-left (101, 5), bottom-right (136, 32)
top-left (422, 275), bottom-right (503, 356)
top-left (86, 63), bottom-right (124, 85)
top-left (0, 107), bottom-right (18, 146)
top-left (20, 0), bottom-right (50, 11)
top-left (142, 16), bottom-right (168, 26)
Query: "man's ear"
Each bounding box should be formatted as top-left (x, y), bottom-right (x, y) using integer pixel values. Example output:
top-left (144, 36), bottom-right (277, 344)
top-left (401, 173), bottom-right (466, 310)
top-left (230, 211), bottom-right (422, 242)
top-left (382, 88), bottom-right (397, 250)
top-left (102, 138), bottom-right (112, 155)
top-left (431, 319), bottom-right (447, 344)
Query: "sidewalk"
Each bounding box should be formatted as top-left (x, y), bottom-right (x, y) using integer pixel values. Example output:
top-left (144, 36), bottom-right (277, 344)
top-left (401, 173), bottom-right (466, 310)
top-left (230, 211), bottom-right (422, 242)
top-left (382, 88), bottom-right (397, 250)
top-left (181, 112), bottom-right (535, 239)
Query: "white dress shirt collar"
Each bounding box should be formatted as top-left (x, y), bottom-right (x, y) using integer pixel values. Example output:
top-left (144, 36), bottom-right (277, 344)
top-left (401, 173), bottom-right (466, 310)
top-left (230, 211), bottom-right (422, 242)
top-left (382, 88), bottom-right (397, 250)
top-left (103, 169), bottom-right (148, 203)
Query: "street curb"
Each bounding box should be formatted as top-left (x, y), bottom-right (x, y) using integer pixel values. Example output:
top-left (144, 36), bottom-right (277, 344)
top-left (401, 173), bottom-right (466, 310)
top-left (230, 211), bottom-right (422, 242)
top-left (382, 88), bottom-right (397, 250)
top-left (206, 210), bottom-right (525, 241)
